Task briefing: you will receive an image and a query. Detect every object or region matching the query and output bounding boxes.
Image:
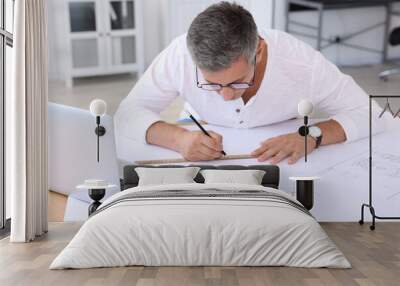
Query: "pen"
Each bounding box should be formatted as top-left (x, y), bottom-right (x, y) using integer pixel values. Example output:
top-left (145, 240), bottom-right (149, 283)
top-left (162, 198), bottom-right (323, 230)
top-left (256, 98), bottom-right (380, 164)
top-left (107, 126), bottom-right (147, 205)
top-left (188, 113), bottom-right (227, 156)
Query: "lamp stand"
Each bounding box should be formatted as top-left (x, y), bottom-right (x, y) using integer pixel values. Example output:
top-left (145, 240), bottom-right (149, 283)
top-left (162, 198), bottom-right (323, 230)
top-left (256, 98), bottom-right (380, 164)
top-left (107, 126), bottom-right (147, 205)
top-left (298, 116), bottom-right (309, 162)
top-left (94, 116), bottom-right (106, 162)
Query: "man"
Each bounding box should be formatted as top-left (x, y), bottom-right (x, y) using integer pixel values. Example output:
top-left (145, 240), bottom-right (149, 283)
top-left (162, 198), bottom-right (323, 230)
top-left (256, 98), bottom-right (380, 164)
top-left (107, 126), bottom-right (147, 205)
top-left (114, 2), bottom-right (384, 164)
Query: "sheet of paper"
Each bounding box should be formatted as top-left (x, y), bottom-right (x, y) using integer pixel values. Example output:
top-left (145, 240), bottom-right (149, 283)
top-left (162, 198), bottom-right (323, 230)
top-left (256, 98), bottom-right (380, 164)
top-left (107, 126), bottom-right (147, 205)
top-left (117, 119), bottom-right (302, 162)
top-left (116, 118), bottom-right (400, 221)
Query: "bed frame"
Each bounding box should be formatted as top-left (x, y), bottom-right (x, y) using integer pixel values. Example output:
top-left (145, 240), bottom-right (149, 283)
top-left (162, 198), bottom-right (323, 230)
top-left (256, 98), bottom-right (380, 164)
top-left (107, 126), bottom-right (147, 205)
top-left (121, 165), bottom-right (280, 190)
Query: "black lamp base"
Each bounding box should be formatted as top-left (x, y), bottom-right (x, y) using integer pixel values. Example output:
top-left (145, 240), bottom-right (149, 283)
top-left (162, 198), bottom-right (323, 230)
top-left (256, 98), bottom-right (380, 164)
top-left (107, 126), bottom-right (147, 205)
top-left (95, 126), bottom-right (106, 136)
top-left (88, 188), bottom-right (106, 216)
top-left (296, 180), bottom-right (314, 210)
top-left (298, 126), bottom-right (309, 136)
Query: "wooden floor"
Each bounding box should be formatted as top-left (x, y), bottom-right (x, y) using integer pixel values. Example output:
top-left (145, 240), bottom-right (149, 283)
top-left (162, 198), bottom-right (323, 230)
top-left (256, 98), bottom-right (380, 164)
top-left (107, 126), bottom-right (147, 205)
top-left (0, 222), bottom-right (399, 286)
top-left (48, 191), bottom-right (68, 222)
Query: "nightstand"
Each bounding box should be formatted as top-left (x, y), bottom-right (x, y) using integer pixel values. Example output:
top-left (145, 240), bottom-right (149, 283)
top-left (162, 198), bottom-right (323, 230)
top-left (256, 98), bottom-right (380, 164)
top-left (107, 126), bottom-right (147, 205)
top-left (77, 180), bottom-right (117, 216)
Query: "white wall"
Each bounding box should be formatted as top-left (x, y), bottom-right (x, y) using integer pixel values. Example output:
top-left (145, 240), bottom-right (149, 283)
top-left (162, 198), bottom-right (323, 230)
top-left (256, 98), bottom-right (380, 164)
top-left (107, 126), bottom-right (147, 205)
top-left (163, 0), bottom-right (275, 46)
top-left (47, 0), bottom-right (70, 81)
top-left (48, 0), bottom-right (400, 81)
top-left (142, 0), bottom-right (165, 67)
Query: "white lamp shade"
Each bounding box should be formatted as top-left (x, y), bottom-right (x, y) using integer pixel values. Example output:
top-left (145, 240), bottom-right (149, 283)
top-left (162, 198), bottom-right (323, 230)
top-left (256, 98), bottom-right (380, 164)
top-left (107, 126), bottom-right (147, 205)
top-left (90, 99), bottom-right (107, 116)
top-left (298, 99), bottom-right (314, 116)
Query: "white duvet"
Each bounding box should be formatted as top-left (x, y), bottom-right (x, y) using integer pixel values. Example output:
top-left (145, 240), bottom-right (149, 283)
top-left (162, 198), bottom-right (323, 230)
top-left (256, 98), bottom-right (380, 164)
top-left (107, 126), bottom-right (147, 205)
top-left (50, 183), bottom-right (351, 269)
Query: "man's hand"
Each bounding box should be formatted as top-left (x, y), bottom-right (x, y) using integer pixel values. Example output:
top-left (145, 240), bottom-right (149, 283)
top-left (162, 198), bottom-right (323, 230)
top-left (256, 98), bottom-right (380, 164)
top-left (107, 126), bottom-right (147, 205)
top-left (251, 132), bottom-right (316, 164)
top-left (178, 130), bottom-right (224, 161)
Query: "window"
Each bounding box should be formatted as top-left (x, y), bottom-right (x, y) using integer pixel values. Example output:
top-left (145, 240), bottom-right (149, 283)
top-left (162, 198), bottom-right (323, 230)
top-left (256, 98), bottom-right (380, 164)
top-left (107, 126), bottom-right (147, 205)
top-left (0, 0), bottom-right (14, 235)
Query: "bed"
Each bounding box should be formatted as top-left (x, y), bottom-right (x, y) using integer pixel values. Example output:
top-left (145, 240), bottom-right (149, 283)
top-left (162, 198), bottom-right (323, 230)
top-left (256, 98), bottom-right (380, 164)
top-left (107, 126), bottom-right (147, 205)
top-left (50, 165), bottom-right (350, 269)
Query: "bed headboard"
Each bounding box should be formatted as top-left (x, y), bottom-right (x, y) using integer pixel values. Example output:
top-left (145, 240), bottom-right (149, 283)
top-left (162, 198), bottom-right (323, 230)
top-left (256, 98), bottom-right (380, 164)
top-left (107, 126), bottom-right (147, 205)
top-left (121, 165), bottom-right (280, 190)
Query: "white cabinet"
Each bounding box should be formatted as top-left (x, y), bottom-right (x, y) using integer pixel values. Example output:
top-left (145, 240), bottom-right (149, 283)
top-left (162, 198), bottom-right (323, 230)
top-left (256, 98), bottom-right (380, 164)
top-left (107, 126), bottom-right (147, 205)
top-left (65, 0), bottom-right (144, 86)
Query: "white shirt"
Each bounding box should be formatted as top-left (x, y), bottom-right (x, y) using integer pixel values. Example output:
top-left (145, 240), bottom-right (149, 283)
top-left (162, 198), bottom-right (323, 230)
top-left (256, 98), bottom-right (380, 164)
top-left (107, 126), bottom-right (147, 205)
top-left (114, 29), bottom-right (384, 144)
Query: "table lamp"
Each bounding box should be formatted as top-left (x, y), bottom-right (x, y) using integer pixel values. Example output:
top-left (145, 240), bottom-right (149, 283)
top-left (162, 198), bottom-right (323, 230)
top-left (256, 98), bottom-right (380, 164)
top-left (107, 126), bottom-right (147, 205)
top-left (90, 99), bottom-right (107, 162)
top-left (298, 99), bottom-right (314, 162)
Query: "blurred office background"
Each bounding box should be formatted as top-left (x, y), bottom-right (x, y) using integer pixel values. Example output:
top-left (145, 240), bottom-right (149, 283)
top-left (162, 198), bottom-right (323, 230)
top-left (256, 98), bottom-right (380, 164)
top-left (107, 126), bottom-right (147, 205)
top-left (47, 0), bottom-right (400, 120)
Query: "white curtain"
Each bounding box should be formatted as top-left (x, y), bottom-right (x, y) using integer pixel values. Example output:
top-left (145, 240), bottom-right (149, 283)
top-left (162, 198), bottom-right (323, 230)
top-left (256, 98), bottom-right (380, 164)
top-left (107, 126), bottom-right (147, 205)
top-left (9, 0), bottom-right (48, 242)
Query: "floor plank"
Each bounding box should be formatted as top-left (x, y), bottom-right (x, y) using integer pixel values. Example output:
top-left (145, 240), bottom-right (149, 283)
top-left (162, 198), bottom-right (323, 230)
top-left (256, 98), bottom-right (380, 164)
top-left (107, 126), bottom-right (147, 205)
top-left (48, 191), bottom-right (68, 222)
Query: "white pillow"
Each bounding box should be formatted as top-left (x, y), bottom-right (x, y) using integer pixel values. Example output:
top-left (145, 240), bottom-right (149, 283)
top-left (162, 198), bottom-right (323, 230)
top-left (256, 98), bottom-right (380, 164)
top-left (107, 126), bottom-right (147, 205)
top-left (200, 169), bottom-right (266, 185)
top-left (135, 167), bottom-right (201, 186)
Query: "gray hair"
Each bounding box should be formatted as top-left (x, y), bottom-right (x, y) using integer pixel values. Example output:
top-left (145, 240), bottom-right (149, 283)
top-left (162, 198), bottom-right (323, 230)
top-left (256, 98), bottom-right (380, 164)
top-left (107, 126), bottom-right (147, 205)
top-left (186, 2), bottom-right (258, 72)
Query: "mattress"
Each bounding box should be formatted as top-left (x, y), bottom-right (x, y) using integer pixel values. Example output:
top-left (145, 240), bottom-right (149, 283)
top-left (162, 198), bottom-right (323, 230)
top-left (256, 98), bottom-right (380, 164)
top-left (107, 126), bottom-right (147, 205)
top-left (51, 183), bottom-right (350, 269)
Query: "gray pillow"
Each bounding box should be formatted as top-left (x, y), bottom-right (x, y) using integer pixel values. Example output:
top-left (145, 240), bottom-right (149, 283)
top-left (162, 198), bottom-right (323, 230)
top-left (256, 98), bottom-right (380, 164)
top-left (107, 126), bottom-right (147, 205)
top-left (135, 167), bottom-right (201, 186)
top-left (200, 169), bottom-right (266, 185)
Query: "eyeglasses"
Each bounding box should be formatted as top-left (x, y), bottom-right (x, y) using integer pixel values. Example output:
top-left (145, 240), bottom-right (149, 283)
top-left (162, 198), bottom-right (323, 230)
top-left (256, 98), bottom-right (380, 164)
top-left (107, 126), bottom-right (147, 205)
top-left (196, 56), bottom-right (256, 91)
